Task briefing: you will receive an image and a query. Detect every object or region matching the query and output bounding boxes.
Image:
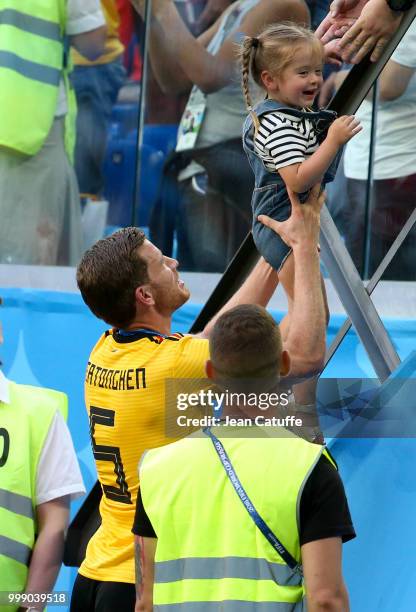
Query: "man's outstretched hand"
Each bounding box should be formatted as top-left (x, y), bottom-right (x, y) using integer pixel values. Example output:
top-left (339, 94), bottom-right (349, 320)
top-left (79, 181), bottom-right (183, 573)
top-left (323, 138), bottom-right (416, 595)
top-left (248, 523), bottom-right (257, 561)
top-left (258, 185), bottom-right (324, 250)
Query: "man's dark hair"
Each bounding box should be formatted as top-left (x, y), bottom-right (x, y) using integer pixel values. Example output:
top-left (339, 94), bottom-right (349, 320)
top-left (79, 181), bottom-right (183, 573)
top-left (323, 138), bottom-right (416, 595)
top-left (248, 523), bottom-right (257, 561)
top-left (209, 304), bottom-right (282, 379)
top-left (77, 227), bottom-right (148, 328)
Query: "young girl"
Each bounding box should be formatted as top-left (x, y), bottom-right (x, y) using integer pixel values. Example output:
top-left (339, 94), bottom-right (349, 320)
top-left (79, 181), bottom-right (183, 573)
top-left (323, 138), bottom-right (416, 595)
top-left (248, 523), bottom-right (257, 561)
top-left (241, 23), bottom-right (362, 287)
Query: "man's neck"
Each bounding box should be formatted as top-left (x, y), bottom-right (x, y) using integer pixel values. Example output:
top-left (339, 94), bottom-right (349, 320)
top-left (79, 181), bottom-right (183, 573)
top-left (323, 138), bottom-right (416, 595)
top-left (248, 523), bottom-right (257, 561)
top-left (123, 313), bottom-right (172, 336)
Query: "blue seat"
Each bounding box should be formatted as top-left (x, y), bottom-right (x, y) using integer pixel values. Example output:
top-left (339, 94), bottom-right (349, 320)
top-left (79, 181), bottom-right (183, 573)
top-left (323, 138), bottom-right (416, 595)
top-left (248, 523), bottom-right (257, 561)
top-left (103, 122), bottom-right (178, 228)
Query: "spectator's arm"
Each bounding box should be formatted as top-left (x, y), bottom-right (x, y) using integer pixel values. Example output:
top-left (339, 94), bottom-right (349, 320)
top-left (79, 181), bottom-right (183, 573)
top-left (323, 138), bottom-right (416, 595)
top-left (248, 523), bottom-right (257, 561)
top-left (302, 537), bottom-right (350, 611)
top-left (378, 59), bottom-right (416, 100)
top-left (135, 536), bottom-right (156, 612)
top-left (149, 12), bottom-right (222, 95)
top-left (195, 0), bottom-right (233, 35)
top-left (131, 0), bottom-right (309, 95)
top-left (70, 25), bottom-right (107, 61)
top-left (22, 496), bottom-right (70, 606)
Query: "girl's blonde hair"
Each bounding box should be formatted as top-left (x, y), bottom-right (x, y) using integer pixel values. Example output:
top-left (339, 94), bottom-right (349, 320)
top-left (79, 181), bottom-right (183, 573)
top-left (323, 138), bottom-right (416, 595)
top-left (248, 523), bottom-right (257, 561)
top-left (239, 22), bottom-right (324, 131)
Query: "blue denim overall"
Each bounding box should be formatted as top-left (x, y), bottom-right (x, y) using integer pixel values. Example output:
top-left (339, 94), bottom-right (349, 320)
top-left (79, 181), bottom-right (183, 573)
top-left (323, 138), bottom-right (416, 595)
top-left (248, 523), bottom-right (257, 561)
top-left (242, 99), bottom-right (341, 271)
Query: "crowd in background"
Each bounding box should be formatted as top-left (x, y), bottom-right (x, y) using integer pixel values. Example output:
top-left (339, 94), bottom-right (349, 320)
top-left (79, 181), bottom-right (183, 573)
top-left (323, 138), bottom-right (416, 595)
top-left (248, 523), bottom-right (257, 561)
top-left (0, 0), bottom-right (414, 277)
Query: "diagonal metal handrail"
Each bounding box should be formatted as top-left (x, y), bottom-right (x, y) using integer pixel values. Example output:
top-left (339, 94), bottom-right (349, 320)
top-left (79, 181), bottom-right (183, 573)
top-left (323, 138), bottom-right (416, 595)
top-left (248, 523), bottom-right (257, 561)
top-left (324, 207), bottom-right (416, 370)
top-left (319, 207), bottom-right (401, 382)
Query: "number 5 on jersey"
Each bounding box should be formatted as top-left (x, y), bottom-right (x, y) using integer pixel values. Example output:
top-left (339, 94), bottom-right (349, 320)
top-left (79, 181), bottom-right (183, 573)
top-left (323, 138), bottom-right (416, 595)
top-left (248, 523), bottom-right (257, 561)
top-left (89, 406), bottom-right (132, 504)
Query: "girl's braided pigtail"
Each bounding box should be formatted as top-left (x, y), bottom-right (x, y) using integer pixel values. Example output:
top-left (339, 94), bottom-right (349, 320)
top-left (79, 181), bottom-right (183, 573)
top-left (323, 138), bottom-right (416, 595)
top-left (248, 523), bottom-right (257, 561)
top-left (241, 37), bottom-right (260, 135)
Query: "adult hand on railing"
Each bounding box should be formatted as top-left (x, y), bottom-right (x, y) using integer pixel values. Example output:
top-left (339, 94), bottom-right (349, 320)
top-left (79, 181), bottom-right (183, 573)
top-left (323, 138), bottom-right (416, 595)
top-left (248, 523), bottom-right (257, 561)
top-left (323, 39), bottom-right (343, 66)
top-left (316, 0), bottom-right (403, 64)
top-left (315, 0), bottom-right (364, 45)
top-left (337, 0), bottom-right (403, 63)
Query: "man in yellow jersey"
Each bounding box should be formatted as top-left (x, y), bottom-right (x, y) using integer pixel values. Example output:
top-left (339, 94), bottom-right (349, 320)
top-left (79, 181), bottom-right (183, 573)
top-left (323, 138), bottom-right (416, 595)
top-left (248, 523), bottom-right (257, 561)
top-left (72, 0), bottom-right (126, 199)
top-left (133, 304), bottom-right (354, 611)
top-left (71, 185), bottom-right (327, 611)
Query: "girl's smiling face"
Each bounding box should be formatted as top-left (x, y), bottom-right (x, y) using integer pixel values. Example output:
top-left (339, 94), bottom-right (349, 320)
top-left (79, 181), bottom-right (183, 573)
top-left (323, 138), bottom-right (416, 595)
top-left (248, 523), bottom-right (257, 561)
top-left (261, 44), bottom-right (324, 108)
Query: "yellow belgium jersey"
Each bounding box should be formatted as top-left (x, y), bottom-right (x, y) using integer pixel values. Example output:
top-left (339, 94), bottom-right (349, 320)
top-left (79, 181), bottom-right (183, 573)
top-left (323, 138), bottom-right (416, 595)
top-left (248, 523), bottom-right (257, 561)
top-left (79, 328), bottom-right (209, 583)
top-left (72, 0), bottom-right (124, 66)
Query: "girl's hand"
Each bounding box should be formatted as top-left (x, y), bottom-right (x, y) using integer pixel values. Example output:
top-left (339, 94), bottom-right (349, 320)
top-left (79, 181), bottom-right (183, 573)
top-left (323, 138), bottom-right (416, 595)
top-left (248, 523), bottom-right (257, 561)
top-left (327, 115), bottom-right (362, 146)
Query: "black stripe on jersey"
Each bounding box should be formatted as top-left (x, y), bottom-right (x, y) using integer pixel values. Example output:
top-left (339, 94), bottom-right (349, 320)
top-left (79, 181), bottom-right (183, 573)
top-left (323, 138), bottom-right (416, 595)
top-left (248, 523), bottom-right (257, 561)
top-left (167, 333), bottom-right (184, 341)
top-left (112, 329), bottom-right (185, 344)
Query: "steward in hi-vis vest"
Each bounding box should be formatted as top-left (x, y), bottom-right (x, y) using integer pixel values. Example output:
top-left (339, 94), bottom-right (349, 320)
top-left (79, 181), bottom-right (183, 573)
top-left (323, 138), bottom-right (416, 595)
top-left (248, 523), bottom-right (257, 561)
top-left (0, 382), bottom-right (67, 601)
top-left (0, 0), bottom-right (76, 157)
top-left (139, 428), bottom-right (334, 610)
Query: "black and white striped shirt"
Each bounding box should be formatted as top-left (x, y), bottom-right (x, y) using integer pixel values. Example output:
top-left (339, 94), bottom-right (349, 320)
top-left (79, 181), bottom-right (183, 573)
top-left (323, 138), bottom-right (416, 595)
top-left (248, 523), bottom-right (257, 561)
top-left (254, 110), bottom-right (319, 172)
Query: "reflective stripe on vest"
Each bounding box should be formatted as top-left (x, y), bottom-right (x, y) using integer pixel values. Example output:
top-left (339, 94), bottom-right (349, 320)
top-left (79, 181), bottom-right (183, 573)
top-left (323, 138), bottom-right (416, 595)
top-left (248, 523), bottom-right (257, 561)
top-left (0, 488), bottom-right (34, 519)
top-left (0, 382), bottom-right (68, 593)
top-left (0, 1), bottom-right (68, 155)
top-left (0, 50), bottom-right (61, 86)
top-left (140, 429), bottom-right (326, 607)
top-left (0, 535), bottom-right (31, 566)
top-left (155, 556), bottom-right (300, 586)
top-left (0, 9), bottom-right (62, 41)
top-left (153, 602), bottom-right (304, 611)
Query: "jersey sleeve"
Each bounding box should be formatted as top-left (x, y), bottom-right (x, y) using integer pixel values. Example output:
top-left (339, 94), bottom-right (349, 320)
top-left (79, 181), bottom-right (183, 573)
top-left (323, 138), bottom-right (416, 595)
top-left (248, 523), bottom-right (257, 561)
top-left (36, 411), bottom-right (86, 505)
top-left (262, 115), bottom-right (308, 170)
top-left (299, 454), bottom-right (356, 546)
top-left (172, 335), bottom-right (210, 380)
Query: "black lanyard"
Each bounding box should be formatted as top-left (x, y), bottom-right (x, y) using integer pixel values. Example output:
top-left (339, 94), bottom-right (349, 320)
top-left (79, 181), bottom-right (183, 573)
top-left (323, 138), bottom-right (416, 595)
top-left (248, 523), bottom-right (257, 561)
top-left (204, 427), bottom-right (302, 575)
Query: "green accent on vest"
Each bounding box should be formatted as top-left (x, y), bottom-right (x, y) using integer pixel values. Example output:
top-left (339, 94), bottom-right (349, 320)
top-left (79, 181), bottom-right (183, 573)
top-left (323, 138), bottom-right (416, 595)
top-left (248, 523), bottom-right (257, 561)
top-left (0, 382), bottom-right (68, 596)
top-left (140, 427), bottom-right (326, 607)
top-left (0, 1), bottom-right (76, 157)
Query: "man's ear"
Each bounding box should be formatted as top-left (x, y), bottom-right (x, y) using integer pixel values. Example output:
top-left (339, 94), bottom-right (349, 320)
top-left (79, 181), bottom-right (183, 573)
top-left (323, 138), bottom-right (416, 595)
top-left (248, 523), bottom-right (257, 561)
top-left (280, 350), bottom-right (291, 377)
top-left (205, 359), bottom-right (214, 380)
top-left (135, 285), bottom-right (155, 308)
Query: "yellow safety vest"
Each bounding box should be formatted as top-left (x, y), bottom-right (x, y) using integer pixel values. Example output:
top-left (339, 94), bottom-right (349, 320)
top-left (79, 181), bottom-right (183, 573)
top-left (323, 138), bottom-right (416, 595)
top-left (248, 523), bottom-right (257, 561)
top-left (140, 426), bottom-right (333, 610)
top-left (0, 382), bottom-right (68, 609)
top-left (0, 0), bottom-right (76, 157)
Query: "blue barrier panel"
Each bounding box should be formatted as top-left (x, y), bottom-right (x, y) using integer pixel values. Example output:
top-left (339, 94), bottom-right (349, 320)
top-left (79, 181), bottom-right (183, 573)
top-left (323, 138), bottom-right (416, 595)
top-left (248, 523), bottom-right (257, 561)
top-left (1, 287), bottom-right (415, 609)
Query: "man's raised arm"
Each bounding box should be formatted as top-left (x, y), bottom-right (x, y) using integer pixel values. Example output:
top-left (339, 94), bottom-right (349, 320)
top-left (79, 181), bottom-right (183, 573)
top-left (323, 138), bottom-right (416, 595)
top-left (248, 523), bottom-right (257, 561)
top-left (258, 186), bottom-right (327, 377)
